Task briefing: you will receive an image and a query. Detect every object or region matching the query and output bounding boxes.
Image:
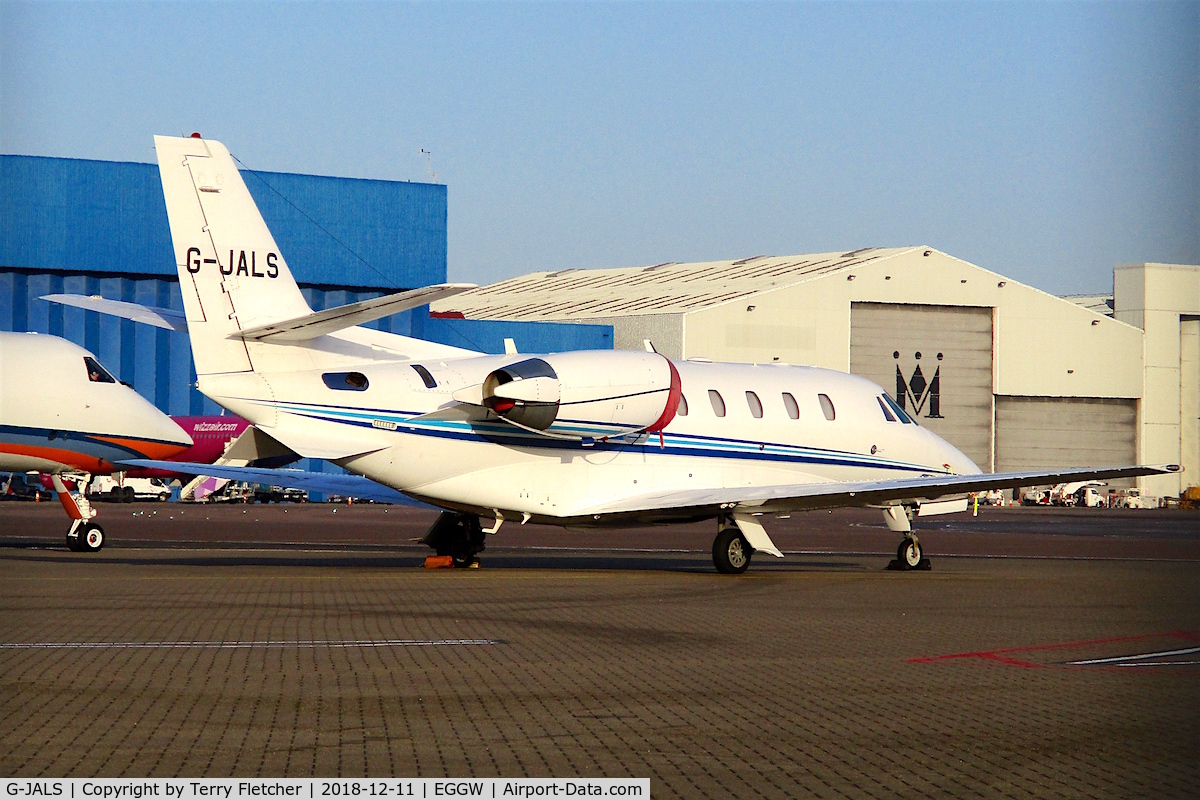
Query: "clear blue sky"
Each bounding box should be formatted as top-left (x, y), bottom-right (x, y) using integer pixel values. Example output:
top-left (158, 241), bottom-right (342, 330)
top-left (2, 1), bottom-right (1196, 294)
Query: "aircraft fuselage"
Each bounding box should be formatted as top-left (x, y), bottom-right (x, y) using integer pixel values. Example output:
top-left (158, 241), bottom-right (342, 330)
top-left (201, 351), bottom-right (978, 526)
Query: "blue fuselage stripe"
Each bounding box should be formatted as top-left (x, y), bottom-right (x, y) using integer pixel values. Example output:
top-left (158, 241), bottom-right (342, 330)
top-left (241, 400), bottom-right (944, 476)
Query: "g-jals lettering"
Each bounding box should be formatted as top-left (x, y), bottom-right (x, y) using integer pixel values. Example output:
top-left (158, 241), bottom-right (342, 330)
top-left (185, 247), bottom-right (279, 278)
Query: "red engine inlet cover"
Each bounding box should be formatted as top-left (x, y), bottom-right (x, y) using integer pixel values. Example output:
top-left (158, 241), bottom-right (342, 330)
top-left (645, 359), bottom-right (682, 433)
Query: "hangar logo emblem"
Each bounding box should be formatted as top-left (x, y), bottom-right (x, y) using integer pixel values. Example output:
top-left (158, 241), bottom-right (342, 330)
top-left (894, 351), bottom-right (943, 419)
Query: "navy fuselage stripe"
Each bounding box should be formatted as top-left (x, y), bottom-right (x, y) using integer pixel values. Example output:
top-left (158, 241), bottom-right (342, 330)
top-left (274, 410), bottom-right (942, 475)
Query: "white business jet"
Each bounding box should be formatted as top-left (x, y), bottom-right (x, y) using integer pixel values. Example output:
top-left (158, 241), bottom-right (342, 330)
top-left (54, 134), bottom-right (1174, 572)
top-left (0, 332), bottom-right (193, 550)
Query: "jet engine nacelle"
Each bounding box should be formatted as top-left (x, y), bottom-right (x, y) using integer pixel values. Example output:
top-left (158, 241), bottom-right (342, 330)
top-left (482, 351), bottom-right (681, 438)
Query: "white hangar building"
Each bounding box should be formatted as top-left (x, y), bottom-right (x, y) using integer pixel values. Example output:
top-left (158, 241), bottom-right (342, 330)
top-left (434, 248), bottom-right (1200, 499)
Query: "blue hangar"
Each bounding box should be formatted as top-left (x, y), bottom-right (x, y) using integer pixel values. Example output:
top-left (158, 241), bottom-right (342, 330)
top-left (0, 153), bottom-right (611, 416)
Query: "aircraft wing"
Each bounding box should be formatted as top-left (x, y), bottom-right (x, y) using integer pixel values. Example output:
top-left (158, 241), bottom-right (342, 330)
top-left (575, 464), bottom-right (1179, 517)
top-left (41, 294), bottom-right (188, 332)
top-left (234, 284), bottom-right (476, 343)
top-left (118, 459), bottom-right (418, 505)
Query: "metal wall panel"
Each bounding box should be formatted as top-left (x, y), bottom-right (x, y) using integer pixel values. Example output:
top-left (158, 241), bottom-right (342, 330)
top-left (1, 155), bottom-right (445, 290)
top-left (850, 302), bottom-right (994, 470)
top-left (1181, 319), bottom-right (1199, 489)
top-left (995, 396), bottom-right (1137, 480)
top-left (578, 314), bottom-right (682, 359)
top-left (423, 317), bottom-right (612, 355)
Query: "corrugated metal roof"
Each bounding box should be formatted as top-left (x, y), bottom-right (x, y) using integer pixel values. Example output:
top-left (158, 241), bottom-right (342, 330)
top-left (1062, 294), bottom-right (1115, 317)
top-left (434, 247), bottom-right (916, 320)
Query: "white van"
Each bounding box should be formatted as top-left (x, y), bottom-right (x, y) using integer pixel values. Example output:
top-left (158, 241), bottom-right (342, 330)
top-left (88, 474), bottom-right (171, 503)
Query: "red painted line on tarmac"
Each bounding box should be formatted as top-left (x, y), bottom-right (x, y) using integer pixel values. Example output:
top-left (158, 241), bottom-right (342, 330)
top-left (907, 629), bottom-right (1200, 668)
top-left (976, 654), bottom-right (1046, 669)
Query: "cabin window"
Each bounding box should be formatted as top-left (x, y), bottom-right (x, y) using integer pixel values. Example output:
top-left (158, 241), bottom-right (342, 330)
top-left (323, 372), bottom-right (369, 391)
top-left (411, 364), bottom-right (437, 388)
top-left (708, 390), bottom-right (726, 418)
top-left (782, 392), bottom-right (800, 420)
top-left (877, 396), bottom-right (897, 422)
top-left (746, 391), bottom-right (763, 419)
top-left (83, 357), bottom-right (116, 383)
top-left (818, 393), bottom-right (836, 421)
top-left (678, 394), bottom-right (689, 416)
top-left (883, 393), bottom-right (915, 424)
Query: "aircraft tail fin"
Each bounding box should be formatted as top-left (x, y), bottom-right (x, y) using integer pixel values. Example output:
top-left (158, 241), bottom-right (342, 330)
top-left (155, 134), bottom-right (313, 375)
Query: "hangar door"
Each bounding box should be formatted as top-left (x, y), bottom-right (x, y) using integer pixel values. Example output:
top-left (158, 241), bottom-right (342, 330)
top-left (851, 303), bottom-right (994, 470)
top-left (995, 397), bottom-right (1136, 478)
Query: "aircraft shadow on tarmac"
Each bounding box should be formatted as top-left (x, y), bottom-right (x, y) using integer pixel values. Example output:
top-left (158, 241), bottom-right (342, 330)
top-left (0, 540), bottom-right (868, 573)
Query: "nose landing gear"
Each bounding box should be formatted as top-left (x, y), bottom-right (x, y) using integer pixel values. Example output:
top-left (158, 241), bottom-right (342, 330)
top-left (883, 505), bottom-right (930, 571)
top-left (55, 473), bottom-right (105, 552)
top-left (896, 535), bottom-right (926, 570)
top-left (66, 520), bottom-right (105, 552)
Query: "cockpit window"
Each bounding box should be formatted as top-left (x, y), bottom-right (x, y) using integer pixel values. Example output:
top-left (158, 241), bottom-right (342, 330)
top-left (678, 394), bottom-right (689, 416)
top-left (84, 356), bottom-right (116, 383)
top-left (818, 393), bottom-right (836, 421)
top-left (877, 396), bottom-right (897, 422)
top-left (883, 393), bottom-right (915, 424)
top-left (411, 364), bottom-right (437, 388)
top-left (323, 372), bottom-right (369, 391)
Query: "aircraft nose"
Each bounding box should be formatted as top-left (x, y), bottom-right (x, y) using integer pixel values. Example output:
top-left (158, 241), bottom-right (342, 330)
top-left (167, 417), bottom-right (194, 448)
top-left (144, 407), bottom-right (194, 456)
top-left (919, 427), bottom-right (980, 475)
top-left (940, 438), bottom-right (981, 475)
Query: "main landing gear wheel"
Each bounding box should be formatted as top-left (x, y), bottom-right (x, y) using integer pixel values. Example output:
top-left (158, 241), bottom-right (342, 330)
top-left (713, 527), bottom-right (752, 575)
top-left (421, 512), bottom-right (486, 567)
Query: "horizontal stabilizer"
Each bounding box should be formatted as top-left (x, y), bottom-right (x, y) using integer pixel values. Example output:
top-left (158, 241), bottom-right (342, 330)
top-left (256, 421), bottom-right (387, 461)
top-left (221, 425), bottom-right (299, 465)
top-left (235, 284), bottom-right (476, 343)
top-left (118, 459), bottom-right (423, 505)
top-left (576, 464), bottom-right (1180, 518)
top-left (41, 294), bottom-right (188, 332)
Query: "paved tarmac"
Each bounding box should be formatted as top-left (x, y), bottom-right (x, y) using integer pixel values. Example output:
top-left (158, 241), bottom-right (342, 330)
top-left (1, 502), bottom-right (1198, 797)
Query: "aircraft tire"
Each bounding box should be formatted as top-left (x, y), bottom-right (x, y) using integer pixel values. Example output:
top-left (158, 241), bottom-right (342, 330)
top-left (79, 523), bottom-right (105, 553)
top-left (897, 537), bottom-right (921, 570)
top-left (713, 528), bottom-right (751, 575)
top-left (65, 532), bottom-right (82, 552)
top-left (421, 512), bottom-right (486, 568)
